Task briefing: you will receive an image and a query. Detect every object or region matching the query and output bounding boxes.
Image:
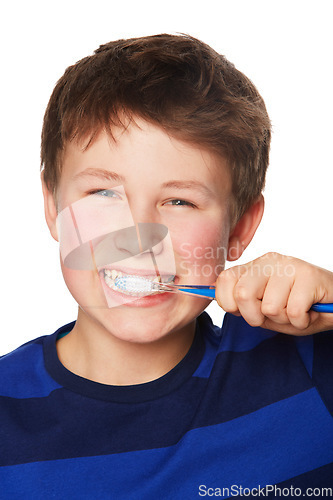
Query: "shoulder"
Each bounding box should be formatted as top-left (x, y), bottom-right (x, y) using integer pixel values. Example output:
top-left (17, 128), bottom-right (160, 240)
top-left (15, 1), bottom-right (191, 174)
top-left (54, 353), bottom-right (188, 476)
top-left (220, 313), bottom-right (333, 413)
top-left (0, 325), bottom-right (74, 399)
top-left (218, 312), bottom-right (333, 354)
top-left (207, 311), bottom-right (333, 385)
top-left (0, 335), bottom-right (46, 377)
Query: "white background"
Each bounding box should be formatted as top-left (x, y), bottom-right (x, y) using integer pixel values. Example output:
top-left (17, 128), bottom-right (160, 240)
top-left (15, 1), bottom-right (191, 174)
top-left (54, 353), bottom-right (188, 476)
top-left (0, 0), bottom-right (332, 354)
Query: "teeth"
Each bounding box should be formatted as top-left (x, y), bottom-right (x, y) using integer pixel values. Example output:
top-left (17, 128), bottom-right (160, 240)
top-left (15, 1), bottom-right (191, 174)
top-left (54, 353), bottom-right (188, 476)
top-left (102, 269), bottom-right (175, 295)
top-left (104, 269), bottom-right (123, 279)
top-left (103, 275), bottom-right (117, 291)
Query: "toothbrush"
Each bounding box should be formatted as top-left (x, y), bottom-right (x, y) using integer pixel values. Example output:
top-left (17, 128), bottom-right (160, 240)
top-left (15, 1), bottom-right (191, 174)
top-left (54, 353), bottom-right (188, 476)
top-left (113, 275), bottom-right (333, 312)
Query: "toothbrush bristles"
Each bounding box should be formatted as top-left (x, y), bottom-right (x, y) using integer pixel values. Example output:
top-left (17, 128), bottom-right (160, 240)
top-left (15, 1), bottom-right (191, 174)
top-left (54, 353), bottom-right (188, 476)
top-left (112, 274), bottom-right (176, 297)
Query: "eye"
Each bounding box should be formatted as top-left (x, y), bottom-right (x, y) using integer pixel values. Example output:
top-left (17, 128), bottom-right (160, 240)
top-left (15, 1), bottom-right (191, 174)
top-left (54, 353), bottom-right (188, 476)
top-left (89, 189), bottom-right (121, 199)
top-left (165, 199), bottom-right (196, 208)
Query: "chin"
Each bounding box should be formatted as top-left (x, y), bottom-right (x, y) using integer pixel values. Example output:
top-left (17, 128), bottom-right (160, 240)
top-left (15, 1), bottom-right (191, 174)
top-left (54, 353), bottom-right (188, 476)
top-left (77, 294), bottom-right (199, 345)
top-left (99, 309), bottom-right (174, 344)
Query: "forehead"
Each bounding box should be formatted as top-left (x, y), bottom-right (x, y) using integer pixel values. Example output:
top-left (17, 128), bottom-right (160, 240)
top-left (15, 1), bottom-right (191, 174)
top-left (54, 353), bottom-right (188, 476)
top-left (60, 119), bottom-right (232, 193)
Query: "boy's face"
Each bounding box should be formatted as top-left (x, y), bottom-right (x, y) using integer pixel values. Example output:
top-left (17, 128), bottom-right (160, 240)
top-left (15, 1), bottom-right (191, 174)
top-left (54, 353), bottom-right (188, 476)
top-left (45, 118), bottom-right (234, 343)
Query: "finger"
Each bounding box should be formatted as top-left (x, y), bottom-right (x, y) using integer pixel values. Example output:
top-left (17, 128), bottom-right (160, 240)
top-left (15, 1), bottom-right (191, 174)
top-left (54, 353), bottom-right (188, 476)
top-left (232, 265), bottom-right (268, 327)
top-left (215, 267), bottom-right (240, 313)
top-left (261, 311), bottom-right (320, 335)
top-left (260, 275), bottom-right (293, 325)
top-left (215, 265), bottom-right (247, 313)
top-left (286, 280), bottom-right (316, 330)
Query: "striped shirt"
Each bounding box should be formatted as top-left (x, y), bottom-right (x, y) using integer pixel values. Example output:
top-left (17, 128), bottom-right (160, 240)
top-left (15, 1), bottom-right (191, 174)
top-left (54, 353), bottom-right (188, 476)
top-left (1, 312), bottom-right (333, 498)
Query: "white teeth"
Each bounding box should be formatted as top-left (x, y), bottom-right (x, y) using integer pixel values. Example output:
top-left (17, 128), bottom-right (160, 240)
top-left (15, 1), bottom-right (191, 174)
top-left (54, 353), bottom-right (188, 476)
top-left (102, 269), bottom-right (175, 295)
top-left (103, 275), bottom-right (117, 291)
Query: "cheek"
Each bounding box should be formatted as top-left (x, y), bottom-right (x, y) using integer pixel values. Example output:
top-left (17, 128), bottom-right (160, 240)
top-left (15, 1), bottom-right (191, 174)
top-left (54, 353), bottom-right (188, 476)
top-left (172, 221), bottom-right (228, 280)
top-left (61, 263), bottom-right (107, 309)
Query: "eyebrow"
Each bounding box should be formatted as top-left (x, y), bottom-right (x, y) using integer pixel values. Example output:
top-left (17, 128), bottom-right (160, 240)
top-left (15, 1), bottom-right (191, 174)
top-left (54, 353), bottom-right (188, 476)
top-left (74, 168), bottom-right (214, 196)
top-left (161, 180), bottom-right (214, 196)
top-left (73, 168), bottom-right (125, 183)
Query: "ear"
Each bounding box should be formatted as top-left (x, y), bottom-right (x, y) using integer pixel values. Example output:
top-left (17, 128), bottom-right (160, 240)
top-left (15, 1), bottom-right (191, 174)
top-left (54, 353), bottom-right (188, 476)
top-left (41, 173), bottom-right (59, 242)
top-left (227, 194), bottom-right (264, 261)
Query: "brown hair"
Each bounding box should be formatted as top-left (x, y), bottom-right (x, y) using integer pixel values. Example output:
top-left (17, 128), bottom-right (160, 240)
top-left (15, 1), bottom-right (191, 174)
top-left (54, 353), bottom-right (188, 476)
top-left (41, 33), bottom-right (271, 224)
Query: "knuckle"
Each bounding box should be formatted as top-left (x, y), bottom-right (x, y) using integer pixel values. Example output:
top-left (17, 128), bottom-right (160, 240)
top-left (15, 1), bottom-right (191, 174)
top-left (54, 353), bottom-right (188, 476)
top-left (234, 285), bottom-right (250, 301)
top-left (261, 302), bottom-right (280, 317)
top-left (287, 304), bottom-right (303, 319)
top-left (218, 269), bottom-right (235, 282)
top-left (263, 251), bottom-right (281, 261)
top-left (234, 285), bottom-right (251, 302)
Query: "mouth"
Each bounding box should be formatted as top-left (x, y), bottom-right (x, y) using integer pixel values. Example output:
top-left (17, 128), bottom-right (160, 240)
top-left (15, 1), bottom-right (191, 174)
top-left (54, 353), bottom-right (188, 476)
top-left (100, 267), bottom-right (176, 297)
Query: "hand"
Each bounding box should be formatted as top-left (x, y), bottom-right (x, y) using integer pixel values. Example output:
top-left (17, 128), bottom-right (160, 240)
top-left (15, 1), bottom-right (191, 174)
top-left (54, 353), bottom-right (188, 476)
top-left (215, 252), bottom-right (333, 335)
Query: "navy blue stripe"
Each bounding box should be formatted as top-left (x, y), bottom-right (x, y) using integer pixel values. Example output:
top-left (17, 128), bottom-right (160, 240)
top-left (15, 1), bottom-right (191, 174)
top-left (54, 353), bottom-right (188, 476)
top-left (1, 389), bottom-right (333, 499)
top-left (1, 333), bottom-right (313, 466)
top-left (192, 331), bottom-right (314, 428)
top-left (313, 331), bottom-right (333, 417)
top-left (0, 377), bottom-right (208, 466)
top-left (274, 462), bottom-right (333, 490)
top-left (294, 335), bottom-right (314, 378)
top-left (218, 313), bottom-right (277, 352)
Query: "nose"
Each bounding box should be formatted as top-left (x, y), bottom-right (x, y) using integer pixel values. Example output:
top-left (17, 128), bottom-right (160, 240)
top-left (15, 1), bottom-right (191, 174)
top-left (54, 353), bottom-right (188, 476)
top-left (114, 222), bottom-right (168, 258)
top-left (115, 198), bottom-right (166, 258)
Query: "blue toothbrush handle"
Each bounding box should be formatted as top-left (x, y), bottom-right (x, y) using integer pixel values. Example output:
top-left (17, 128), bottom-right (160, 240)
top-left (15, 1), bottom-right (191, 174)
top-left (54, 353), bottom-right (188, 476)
top-left (179, 287), bottom-right (333, 312)
top-left (310, 303), bottom-right (333, 313)
top-left (178, 287), bottom-right (216, 298)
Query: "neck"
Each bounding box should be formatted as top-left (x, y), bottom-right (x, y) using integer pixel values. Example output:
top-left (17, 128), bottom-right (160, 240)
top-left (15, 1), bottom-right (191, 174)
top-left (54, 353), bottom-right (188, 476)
top-left (56, 308), bottom-right (196, 386)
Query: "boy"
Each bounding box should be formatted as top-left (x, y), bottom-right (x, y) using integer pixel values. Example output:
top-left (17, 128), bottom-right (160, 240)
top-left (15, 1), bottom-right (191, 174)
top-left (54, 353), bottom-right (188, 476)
top-left (1, 34), bottom-right (333, 497)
